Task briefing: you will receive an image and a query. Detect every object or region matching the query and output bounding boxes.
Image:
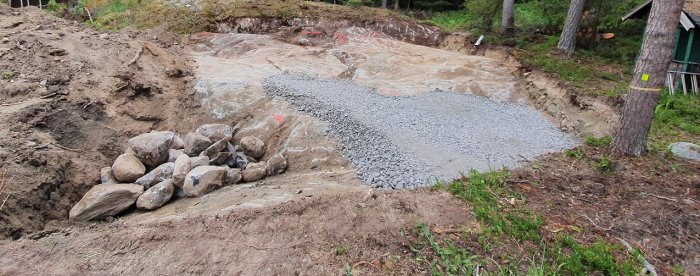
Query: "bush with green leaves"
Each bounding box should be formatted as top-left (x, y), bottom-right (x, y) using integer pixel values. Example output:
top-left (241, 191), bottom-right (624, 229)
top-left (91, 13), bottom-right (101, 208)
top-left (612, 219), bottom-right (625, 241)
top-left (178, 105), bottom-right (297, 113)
top-left (46, 0), bottom-right (67, 16)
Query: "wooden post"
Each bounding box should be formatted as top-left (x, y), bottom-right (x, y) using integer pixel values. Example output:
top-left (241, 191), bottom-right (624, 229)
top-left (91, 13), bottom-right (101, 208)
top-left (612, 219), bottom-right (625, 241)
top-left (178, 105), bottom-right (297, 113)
top-left (682, 29), bottom-right (695, 73)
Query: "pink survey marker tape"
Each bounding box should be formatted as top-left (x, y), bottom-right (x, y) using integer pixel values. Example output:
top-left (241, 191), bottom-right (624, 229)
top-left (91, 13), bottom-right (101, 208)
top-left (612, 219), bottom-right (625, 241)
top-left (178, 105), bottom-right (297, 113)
top-left (273, 114), bottom-right (286, 124)
top-left (379, 87), bottom-right (399, 97)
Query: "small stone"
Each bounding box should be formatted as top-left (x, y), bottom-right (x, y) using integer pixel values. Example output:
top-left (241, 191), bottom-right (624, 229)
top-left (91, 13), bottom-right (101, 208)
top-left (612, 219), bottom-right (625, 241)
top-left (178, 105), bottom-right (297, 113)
top-left (173, 154), bottom-right (191, 188)
top-left (128, 131), bottom-right (174, 168)
top-left (182, 166), bottom-right (227, 197)
top-left (196, 124), bottom-right (233, 141)
top-left (135, 162), bottom-right (175, 189)
top-left (69, 184), bottom-right (144, 221)
top-left (184, 132), bottom-right (212, 156)
top-left (266, 153), bottom-right (288, 176)
top-left (136, 179), bottom-right (174, 210)
top-left (172, 134), bottom-right (185, 150)
top-left (190, 155), bottom-right (210, 168)
top-left (100, 167), bottom-right (119, 185)
top-left (241, 162), bottom-right (266, 183)
top-left (124, 147), bottom-right (135, 155)
top-left (240, 136), bottom-right (265, 159)
top-left (99, 33), bottom-right (110, 40)
top-left (112, 153), bottom-right (146, 182)
top-left (225, 168), bottom-right (242, 185)
top-left (1, 37), bottom-right (9, 43)
top-left (201, 138), bottom-right (229, 159)
top-left (168, 149), bottom-right (185, 162)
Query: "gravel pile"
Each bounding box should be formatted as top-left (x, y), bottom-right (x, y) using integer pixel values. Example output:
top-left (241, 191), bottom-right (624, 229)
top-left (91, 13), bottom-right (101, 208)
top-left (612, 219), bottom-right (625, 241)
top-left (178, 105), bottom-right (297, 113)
top-left (263, 73), bottom-right (576, 189)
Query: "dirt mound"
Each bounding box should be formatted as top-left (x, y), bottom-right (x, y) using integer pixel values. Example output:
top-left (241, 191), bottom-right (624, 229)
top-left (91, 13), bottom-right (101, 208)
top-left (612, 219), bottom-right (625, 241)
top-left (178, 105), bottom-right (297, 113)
top-left (0, 189), bottom-right (475, 275)
top-left (0, 6), bottom-right (199, 239)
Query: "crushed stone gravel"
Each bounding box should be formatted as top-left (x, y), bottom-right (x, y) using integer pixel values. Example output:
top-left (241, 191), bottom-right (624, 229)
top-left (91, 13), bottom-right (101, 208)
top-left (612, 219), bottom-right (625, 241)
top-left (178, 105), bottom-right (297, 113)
top-left (263, 73), bottom-right (576, 189)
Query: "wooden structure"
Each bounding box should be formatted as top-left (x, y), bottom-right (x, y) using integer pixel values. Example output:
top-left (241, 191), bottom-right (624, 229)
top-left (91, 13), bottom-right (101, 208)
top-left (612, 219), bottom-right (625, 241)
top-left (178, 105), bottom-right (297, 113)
top-left (623, 0), bottom-right (700, 94)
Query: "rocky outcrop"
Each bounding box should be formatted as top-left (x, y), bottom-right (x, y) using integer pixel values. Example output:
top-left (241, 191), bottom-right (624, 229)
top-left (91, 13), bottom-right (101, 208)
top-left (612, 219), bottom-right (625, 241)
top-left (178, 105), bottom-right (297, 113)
top-left (70, 123), bottom-right (289, 219)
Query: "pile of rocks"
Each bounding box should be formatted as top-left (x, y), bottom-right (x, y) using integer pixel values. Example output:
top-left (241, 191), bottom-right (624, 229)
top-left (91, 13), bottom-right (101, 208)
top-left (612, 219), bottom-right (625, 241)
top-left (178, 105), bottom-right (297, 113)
top-left (69, 124), bottom-right (287, 221)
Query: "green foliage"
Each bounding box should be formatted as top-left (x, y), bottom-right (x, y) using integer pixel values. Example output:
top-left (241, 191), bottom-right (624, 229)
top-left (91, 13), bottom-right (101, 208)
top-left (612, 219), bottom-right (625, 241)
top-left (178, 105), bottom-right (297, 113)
top-left (565, 149), bottom-right (584, 159)
top-left (463, 0), bottom-right (501, 33)
top-left (596, 156), bottom-right (614, 173)
top-left (448, 170), bottom-right (542, 241)
top-left (514, 0), bottom-right (566, 33)
top-left (346, 0), bottom-right (372, 8)
top-left (343, 263), bottom-right (353, 276)
top-left (557, 236), bottom-right (639, 275)
top-left (335, 244), bottom-right (348, 256)
top-left (585, 135), bottom-right (613, 147)
top-left (423, 11), bottom-right (474, 33)
top-left (46, 0), bottom-right (67, 16)
top-left (1, 71), bottom-right (16, 80)
top-left (411, 223), bottom-right (479, 275)
top-left (653, 94), bottom-right (700, 135)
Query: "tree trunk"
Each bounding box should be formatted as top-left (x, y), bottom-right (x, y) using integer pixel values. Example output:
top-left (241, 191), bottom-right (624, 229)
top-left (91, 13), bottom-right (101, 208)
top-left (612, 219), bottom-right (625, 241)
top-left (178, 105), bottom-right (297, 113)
top-left (557, 0), bottom-right (586, 56)
top-left (613, 0), bottom-right (684, 156)
top-left (394, 0), bottom-right (399, 10)
top-left (501, 0), bottom-right (515, 35)
top-left (382, 0), bottom-right (387, 8)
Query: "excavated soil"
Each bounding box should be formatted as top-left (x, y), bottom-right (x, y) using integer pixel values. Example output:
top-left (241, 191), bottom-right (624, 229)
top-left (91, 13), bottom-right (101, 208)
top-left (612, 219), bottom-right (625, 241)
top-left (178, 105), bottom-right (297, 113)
top-left (0, 4), bottom-right (697, 275)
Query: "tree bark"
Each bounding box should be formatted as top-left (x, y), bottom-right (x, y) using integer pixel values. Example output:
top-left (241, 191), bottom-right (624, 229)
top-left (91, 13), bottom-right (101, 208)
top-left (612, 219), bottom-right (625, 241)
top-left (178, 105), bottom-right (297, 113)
top-left (613, 0), bottom-right (684, 156)
top-left (501, 0), bottom-right (515, 35)
top-left (394, 0), bottom-right (399, 10)
top-left (557, 0), bottom-right (586, 56)
top-left (382, 0), bottom-right (388, 8)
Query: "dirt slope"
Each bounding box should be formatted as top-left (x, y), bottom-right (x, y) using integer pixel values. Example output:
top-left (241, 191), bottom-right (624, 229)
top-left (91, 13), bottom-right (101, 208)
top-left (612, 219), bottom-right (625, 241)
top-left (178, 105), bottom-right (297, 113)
top-left (0, 5), bottom-right (201, 239)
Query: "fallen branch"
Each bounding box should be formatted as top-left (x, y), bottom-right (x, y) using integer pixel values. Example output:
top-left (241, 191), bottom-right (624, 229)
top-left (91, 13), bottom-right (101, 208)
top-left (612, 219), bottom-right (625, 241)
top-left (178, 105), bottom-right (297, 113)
top-left (647, 193), bottom-right (678, 202)
top-left (85, 8), bottom-right (94, 24)
top-left (617, 238), bottom-right (657, 276)
top-left (51, 142), bottom-right (81, 152)
top-left (39, 92), bottom-right (58, 99)
top-left (353, 252), bottom-right (390, 270)
top-left (0, 172), bottom-right (13, 211)
top-left (127, 45), bottom-right (144, 66)
top-left (581, 214), bottom-right (614, 231)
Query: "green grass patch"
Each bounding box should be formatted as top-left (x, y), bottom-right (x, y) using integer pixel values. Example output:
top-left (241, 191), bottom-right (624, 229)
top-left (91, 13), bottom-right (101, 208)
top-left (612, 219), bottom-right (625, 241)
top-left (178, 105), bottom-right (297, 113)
top-left (419, 170), bottom-right (644, 274)
top-left (650, 93), bottom-right (700, 150)
top-left (411, 223), bottom-right (479, 275)
top-left (585, 135), bottom-right (613, 147)
top-left (423, 11), bottom-right (474, 33)
top-left (565, 149), bottom-right (584, 159)
top-left (448, 169), bottom-right (542, 241)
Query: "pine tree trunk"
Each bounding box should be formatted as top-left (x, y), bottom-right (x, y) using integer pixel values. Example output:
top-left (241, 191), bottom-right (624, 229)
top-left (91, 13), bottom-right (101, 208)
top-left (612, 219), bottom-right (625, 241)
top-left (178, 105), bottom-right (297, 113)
top-left (613, 0), bottom-right (684, 156)
top-left (557, 0), bottom-right (586, 56)
top-left (501, 0), bottom-right (515, 35)
top-left (394, 0), bottom-right (399, 10)
top-left (382, 0), bottom-right (388, 8)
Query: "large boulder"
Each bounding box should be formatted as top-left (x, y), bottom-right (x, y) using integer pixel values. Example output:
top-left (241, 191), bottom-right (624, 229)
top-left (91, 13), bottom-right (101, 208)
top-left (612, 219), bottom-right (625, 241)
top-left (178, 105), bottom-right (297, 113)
top-left (182, 166), bottom-right (227, 197)
top-left (128, 131), bottom-right (175, 168)
top-left (100, 167), bottom-right (119, 185)
top-left (240, 136), bottom-right (265, 159)
top-left (135, 162), bottom-right (175, 189)
top-left (266, 154), bottom-right (288, 177)
top-left (196, 124), bottom-right (233, 142)
top-left (184, 132), bottom-right (212, 157)
top-left (241, 162), bottom-right (267, 183)
top-left (69, 184), bottom-right (144, 221)
top-left (201, 138), bottom-right (229, 159)
top-left (173, 154), bottom-right (192, 187)
top-left (136, 179), bottom-right (174, 210)
top-left (670, 142), bottom-right (700, 162)
top-left (112, 153), bottom-right (146, 182)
